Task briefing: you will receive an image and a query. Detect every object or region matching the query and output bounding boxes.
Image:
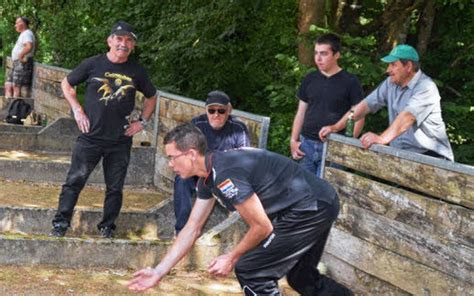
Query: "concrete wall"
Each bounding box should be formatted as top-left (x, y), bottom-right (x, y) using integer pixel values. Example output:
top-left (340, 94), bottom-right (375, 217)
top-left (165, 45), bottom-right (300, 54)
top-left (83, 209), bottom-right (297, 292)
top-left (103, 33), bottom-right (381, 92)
top-left (321, 134), bottom-right (474, 295)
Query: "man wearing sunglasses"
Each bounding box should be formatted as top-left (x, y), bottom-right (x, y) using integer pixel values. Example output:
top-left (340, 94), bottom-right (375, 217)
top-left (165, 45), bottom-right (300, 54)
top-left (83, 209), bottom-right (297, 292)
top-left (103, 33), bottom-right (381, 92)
top-left (129, 123), bottom-right (352, 295)
top-left (172, 90), bottom-right (250, 234)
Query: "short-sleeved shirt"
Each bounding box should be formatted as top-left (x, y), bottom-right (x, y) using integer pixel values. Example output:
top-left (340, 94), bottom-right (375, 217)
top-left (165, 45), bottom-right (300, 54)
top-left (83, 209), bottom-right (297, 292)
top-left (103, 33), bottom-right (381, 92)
top-left (297, 70), bottom-right (363, 141)
top-left (192, 114), bottom-right (250, 151)
top-left (197, 148), bottom-right (337, 217)
top-left (12, 29), bottom-right (35, 61)
top-left (67, 54), bottom-right (156, 144)
top-left (364, 70), bottom-right (454, 161)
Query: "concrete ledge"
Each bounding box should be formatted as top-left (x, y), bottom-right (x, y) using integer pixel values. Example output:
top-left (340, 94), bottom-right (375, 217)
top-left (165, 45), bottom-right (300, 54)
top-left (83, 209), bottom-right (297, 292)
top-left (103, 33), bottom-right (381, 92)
top-left (0, 200), bottom-right (229, 240)
top-left (0, 147), bottom-right (156, 186)
top-left (0, 234), bottom-right (169, 269)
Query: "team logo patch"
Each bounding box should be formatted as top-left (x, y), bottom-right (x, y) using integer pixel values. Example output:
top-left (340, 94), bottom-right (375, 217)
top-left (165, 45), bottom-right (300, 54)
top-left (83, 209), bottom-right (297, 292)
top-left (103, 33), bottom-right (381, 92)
top-left (217, 179), bottom-right (239, 199)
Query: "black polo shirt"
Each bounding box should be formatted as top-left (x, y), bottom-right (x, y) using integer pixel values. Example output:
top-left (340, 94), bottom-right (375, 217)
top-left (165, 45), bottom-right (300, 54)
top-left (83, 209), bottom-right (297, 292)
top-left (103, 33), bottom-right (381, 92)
top-left (297, 70), bottom-right (363, 141)
top-left (196, 148), bottom-right (337, 216)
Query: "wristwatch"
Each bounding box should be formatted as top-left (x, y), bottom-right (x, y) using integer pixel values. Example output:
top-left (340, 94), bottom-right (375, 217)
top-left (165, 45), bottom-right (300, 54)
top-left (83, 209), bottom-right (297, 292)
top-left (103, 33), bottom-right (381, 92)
top-left (139, 117), bottom-right (148, 128)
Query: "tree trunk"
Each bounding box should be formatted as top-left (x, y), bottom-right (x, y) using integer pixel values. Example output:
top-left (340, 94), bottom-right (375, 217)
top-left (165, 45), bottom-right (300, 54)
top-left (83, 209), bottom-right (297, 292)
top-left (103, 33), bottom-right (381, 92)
top-left (416, 0), bottom-right (436, 57)
top-left (298, 0), bottom-right (326, 66)
top-left (337, 0), bottom-right (363, 35)
top-left (378, 0), bottom-right (423, 52)
top-left (327, 0), bottom-right (342, 30)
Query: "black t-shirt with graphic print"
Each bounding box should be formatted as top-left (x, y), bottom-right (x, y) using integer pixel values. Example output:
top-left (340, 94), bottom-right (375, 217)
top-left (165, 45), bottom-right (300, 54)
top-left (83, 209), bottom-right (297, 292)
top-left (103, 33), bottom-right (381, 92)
top-left (196, 148), bottom-right (337, 216)
top-left (67, 54), bottom-right (156, 143)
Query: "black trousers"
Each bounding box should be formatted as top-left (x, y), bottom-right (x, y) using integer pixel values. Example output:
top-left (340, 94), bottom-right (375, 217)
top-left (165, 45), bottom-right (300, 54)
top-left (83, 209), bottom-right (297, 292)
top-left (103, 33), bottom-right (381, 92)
top-left (52, 136), bottom-right (132, 230)
top-left (235, 196), bottom-right (351, 295)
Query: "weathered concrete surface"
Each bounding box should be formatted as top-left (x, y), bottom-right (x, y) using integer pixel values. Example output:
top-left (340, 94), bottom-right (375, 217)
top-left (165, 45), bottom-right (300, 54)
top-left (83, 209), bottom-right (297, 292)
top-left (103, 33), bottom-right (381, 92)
top-left (0, 234), bottom-right (169, 269)
top-left (0, 147), bottom-right (155, 186)
top-left (0, 123), bottom-right (41, 133)
top-left (0, 199), bottom-right (229, 240)
top-left (0, 206), bottom-right (163, 239)
top-left (30, 62), bottom-right (70, 120)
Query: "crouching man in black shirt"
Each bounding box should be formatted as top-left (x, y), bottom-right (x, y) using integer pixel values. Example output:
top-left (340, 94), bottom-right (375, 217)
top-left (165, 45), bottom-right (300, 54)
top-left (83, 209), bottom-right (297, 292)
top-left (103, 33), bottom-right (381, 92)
top-left (128, 123), bottom-right (352, 295)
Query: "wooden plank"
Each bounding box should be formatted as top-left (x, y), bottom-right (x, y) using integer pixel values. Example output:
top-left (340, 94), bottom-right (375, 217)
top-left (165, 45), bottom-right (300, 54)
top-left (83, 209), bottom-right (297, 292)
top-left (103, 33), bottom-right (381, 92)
top-left (326, 168), bottom-right (473, 247)
top-left (325, 140), bottom-right (474, 209)
top-left (325, 228), bottom-right (473, 295)
top-left (335, 202), bottom-right (473, 283)
top-left (321, 253), bottom-right (411, 295)
top-left (160, 96), bottom-right (203, 122)
top-left (159, 96), bottom-right (262, 147)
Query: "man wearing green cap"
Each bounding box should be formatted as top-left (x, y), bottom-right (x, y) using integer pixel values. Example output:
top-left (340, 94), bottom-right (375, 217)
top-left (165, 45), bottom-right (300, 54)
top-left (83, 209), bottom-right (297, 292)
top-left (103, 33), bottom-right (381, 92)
top-left (319, 44), bottom-right (454, 161)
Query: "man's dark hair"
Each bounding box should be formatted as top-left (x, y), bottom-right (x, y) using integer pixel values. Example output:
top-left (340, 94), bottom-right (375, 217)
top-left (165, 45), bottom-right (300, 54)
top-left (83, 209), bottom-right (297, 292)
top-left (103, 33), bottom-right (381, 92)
top-left (400, 59), bottom-right (420, 72)
top-left (17, 17), bottom-right (30, 27)
top-left (316, 33), bottom-right (341, 54)
top-left (164, 123), bottom-right (207, 154)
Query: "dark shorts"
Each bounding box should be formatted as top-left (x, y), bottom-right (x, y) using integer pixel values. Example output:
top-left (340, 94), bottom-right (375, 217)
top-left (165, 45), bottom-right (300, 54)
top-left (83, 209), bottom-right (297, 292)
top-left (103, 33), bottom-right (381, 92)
top-left (6, 58), bottom-right (34, 86)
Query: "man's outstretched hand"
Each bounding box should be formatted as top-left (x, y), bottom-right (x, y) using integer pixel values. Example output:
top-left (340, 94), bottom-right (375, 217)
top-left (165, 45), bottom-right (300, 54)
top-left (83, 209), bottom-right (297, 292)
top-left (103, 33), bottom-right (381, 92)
top-left (127, 268), bottom-right (161, 291)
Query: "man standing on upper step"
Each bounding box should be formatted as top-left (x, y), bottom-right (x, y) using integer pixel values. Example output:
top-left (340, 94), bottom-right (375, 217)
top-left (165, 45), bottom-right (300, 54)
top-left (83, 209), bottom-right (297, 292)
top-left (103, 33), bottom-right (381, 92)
top-left (173, 90), bottom-right (250, 235)
top-left (4, 16), bottom-right (35, 98)
top-left (49, 21), bottom-right (157, 238)
top-left (319, 44), bottom-right (454, 161)
top-left (290, 33), bottom-right (364, 178)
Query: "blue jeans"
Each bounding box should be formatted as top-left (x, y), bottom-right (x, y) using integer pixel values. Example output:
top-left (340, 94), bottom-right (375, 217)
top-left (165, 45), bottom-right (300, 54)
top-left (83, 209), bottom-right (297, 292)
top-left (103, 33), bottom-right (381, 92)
top-left (173, 175), bottom-right (197, 233)
top-left (298, 135), bottom-right (324, 178)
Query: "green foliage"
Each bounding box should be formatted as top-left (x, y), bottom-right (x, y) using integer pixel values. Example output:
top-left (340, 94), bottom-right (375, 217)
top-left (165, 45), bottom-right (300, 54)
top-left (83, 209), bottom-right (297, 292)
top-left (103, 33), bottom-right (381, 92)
top-left (0, 0), bottom-right (472, 164)
top-left (423, 2), bottom-right (474, 163)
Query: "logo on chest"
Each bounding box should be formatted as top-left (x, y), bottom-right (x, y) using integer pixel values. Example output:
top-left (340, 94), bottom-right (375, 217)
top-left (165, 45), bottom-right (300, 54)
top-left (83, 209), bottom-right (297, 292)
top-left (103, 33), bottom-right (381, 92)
top-left (217, 179), bottom-right (239, 199)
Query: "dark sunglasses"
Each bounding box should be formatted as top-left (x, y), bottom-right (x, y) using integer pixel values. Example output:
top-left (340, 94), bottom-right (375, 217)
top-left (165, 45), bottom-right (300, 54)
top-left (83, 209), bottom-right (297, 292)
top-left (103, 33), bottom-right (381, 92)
top-left (207, 108), bottom-right (227, 115)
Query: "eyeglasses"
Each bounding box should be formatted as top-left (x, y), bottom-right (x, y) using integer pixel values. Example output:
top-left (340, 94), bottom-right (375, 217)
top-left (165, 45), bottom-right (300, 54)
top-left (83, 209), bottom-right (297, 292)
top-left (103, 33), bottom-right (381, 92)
top-left (207, 108), bottom-right (227, 115)
top-left (166, 151), bottom-right (189, 162)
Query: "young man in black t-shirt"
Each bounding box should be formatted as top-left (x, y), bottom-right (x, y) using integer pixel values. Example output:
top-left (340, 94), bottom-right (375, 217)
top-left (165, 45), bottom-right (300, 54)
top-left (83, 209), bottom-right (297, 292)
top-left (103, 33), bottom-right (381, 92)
top-left (50, 21), bottom-right (157, 238)
top-left (128, 123), bottom-right (352, 295)
top-left (290, 33), bottom-right (364, 177)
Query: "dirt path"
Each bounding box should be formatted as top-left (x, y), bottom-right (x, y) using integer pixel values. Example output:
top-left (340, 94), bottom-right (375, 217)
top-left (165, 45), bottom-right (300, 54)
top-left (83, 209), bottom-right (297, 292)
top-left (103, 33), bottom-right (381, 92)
top-left (0, 265), bottom-right (297, 295)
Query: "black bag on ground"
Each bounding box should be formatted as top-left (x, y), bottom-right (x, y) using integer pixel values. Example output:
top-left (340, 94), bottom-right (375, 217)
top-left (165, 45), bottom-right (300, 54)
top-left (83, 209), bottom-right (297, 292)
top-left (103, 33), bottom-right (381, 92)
top-left (5, 99), bottom-right (32, 124)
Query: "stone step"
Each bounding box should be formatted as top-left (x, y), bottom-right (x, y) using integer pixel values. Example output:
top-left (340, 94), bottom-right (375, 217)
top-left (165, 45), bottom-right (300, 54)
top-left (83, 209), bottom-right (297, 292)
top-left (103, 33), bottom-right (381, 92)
top-left (0, 210), bottom-right (236, 270)
top-left (0, 147), bottom-right (155, 185)
top-left (0, 178), bottom-right (228, 238)
top-left (0, 177), bottom-right (172, 238)
top-left (0, 117), bottom-right (156, 185)
top-left (0, 232), bottom-right (169, 269)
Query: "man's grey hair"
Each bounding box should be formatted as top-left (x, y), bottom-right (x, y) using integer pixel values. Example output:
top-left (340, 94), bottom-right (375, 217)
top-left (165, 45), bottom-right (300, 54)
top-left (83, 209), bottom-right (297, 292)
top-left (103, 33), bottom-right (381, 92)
top-left (164, 123), bottom-right (207, 154)
top-left (400, 59), bottom-right (420, 72)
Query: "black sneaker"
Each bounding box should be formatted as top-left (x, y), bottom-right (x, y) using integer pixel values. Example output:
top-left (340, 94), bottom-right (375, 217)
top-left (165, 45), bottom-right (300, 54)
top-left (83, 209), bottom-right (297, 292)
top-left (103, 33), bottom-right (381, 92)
top-left (99, 227), bottom-right (114, 238)
top-left (49, 224), bottom-right (67, 237)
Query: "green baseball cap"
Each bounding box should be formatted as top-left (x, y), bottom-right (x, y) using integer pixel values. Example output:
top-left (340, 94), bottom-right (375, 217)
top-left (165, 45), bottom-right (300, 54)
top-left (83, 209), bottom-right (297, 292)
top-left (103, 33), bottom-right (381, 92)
top-left (381, 44), bottom-right (419, 63)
